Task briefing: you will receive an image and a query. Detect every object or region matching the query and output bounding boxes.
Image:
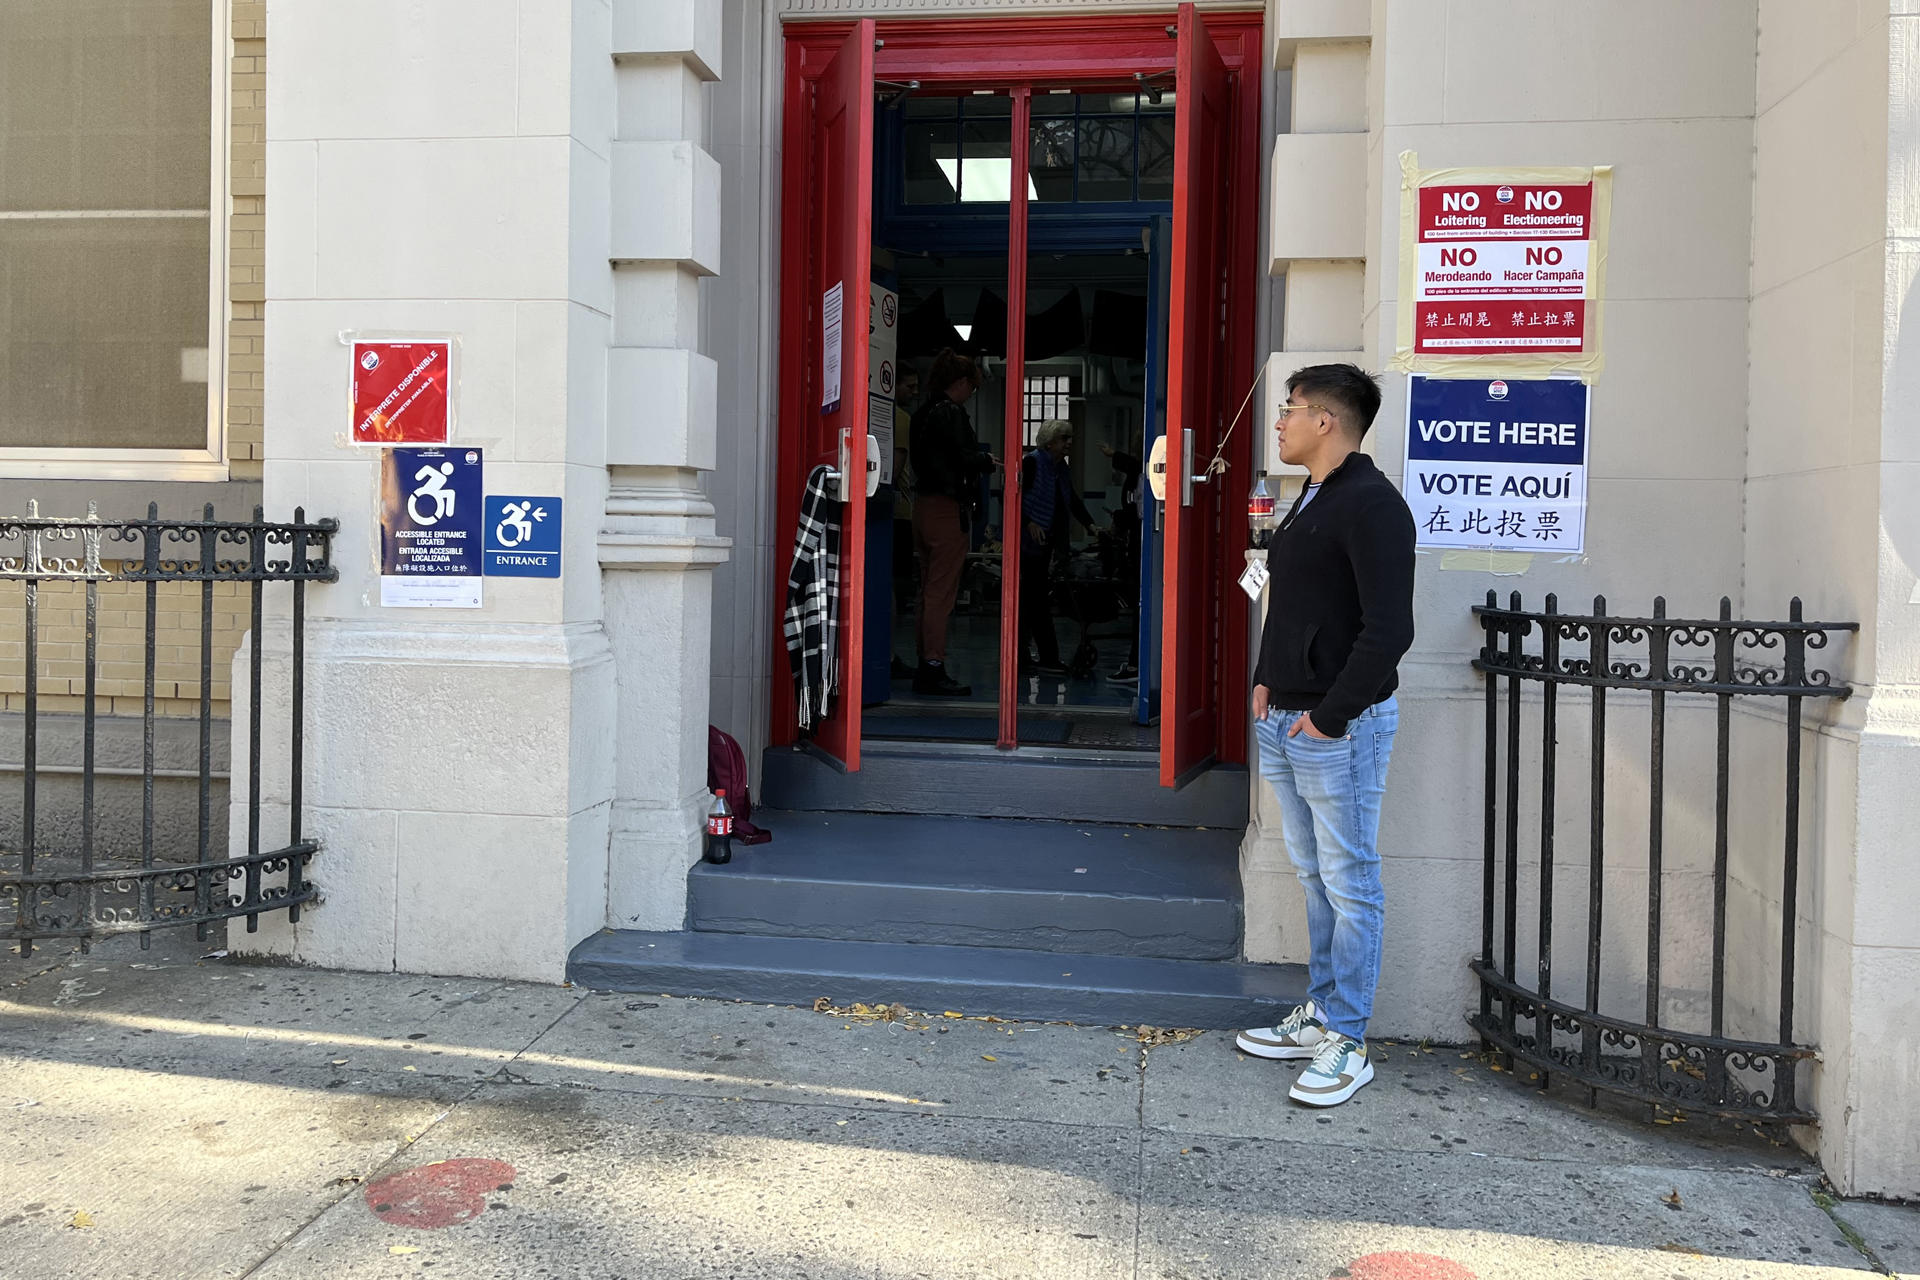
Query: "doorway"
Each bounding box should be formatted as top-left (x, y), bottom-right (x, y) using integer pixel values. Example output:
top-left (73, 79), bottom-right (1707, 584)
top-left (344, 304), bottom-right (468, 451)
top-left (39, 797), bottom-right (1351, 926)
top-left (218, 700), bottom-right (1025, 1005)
top-left (772, 8), bottom-right (1262, 788)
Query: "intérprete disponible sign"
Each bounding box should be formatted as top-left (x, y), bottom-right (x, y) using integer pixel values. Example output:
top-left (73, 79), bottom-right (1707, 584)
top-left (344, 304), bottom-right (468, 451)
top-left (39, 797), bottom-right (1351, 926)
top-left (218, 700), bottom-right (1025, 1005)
top-left (352, 340), bottom-right (452, 445)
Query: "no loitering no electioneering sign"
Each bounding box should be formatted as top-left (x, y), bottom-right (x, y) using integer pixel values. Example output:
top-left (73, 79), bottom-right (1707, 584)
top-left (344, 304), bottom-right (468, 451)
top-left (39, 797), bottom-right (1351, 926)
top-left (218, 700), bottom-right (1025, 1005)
top-left (1393, 153), bottom-right (1613, 381)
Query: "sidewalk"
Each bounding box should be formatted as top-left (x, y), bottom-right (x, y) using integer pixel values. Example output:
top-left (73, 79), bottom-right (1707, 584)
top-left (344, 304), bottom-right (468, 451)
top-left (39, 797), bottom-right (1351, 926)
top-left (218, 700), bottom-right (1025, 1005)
top-left (2, 928), bottom-right (1914, 1280)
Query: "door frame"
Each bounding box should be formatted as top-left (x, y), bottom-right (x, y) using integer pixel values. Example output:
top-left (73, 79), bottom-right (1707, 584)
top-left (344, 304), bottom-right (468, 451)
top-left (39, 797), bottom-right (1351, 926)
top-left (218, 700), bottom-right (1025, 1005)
top-left (771, 10), bottom-right (1263, 770)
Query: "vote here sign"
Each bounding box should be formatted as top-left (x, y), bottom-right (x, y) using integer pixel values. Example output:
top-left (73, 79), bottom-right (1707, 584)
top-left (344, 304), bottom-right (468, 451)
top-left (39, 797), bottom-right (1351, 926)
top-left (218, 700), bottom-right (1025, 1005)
top-left (1403, 376), bottom-right (1589, 556)
top-left (1395, 155), bottom-right (1613, 380)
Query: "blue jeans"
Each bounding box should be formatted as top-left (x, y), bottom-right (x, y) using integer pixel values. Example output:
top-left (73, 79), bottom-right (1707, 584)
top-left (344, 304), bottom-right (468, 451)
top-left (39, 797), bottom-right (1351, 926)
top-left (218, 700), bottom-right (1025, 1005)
top-left (1255, 697), bottom-right (1398, 1040)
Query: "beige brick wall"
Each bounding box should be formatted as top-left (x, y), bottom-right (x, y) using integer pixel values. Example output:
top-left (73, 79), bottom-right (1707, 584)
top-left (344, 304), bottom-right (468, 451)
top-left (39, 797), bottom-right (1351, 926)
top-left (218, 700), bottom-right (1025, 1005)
top-left (229, 0), bottom-right (267, 480)
top-left (0, 578), bottom-right (251, 718)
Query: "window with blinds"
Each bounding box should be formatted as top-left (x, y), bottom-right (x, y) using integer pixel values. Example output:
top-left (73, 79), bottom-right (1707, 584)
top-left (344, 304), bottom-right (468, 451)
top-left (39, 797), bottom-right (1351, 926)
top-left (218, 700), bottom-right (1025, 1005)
top-left (0, 0), bottom-right (217, 456)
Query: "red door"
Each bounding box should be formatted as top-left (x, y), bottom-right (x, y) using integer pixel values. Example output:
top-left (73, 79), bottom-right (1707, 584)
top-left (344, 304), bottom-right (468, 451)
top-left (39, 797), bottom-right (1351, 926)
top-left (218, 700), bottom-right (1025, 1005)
top-left (800, 20), bottom-right (876, 770)
top-left (1160, 5), bottom-right (1234, 786)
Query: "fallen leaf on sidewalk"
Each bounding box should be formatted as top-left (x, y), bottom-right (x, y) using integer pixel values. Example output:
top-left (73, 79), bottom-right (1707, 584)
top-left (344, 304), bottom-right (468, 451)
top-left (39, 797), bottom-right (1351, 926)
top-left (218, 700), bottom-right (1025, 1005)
top-left (1662, 1188), bottom-right (1683, 1210)
top-left (327, 1175), bottom-right (364, 1188)
top-left (67, 1211), bottom-right (94, 1229)
top-left (812, 999), bottom-right (922, 1025)
top-left (1134, 1026), bottom-right (1205, 1048)
top-left (389, 1245), bottom-right (420, 1255)
top-left (982, 1054), bottom-right (997, 1061)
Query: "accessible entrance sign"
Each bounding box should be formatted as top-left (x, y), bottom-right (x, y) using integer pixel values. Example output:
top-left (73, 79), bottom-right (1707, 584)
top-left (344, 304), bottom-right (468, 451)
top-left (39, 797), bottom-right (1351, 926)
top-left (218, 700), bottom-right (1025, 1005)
top-left (1403, 376), bottom-right (1589, 556)
top-left (1394, 154), bottom-right (1612, 380)
top-left (379, 447), bottom-right (483, 607)
top-left (483, 495), bottom-right (563, 578)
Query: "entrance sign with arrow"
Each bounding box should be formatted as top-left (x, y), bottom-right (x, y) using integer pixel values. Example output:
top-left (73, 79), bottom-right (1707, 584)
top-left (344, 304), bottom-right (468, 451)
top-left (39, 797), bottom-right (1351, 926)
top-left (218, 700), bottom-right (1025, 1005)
top-left (482, 495), bottom-right (563, 578)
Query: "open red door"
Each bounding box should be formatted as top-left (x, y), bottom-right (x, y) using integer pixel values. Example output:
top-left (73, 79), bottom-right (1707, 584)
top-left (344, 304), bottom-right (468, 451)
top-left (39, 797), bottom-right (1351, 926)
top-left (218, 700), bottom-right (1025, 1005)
top-left (799, 20), bottom-right (876, 770)
top-left (1160, 5), bottom-right (1234, 786)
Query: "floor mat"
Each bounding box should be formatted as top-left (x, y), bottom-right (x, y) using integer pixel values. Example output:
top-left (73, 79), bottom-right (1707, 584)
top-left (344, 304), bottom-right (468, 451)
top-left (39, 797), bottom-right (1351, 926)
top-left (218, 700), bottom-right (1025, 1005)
top-left (864, 715), bottom-right (1073, 744)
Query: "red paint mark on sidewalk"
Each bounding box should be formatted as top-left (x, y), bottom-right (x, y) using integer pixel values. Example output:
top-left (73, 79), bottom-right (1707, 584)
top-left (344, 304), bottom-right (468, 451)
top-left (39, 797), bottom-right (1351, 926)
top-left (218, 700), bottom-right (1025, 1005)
top-left (1344, 1253), bottom-right (1476, 1280)
top-left (363, 1158), bottom-right (516, 1230)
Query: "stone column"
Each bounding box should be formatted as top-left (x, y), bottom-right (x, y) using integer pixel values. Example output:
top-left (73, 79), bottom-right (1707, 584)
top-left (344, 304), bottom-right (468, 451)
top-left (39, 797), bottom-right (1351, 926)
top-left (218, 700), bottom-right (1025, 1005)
top-left (599, 0), bottom-right (731, 930)
top-left (1748, 5), bottom-right (1920, 1200)
top-left (235, 0), bottom-right (620, 982)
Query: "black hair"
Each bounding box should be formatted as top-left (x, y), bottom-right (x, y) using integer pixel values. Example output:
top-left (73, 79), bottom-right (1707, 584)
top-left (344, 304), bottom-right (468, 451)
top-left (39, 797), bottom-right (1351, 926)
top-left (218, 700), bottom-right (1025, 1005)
top-left (1286, 363), bottom-right (1383, 439)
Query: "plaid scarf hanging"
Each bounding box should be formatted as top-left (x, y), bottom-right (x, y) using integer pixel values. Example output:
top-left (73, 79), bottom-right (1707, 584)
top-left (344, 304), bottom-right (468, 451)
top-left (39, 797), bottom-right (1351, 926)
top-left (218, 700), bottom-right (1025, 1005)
top-left (783, 464), bottom-right (841, 730)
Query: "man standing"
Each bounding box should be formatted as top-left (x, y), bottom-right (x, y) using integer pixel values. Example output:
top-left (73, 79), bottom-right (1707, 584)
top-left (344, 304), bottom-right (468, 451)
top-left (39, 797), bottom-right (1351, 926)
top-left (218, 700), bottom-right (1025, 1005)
top-left (1234, 364), bottom-right (1415, 1107)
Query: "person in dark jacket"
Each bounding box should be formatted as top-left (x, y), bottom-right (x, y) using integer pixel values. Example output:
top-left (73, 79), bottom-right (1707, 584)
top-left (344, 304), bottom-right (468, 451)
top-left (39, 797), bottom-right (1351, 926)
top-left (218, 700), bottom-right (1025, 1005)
top-left (1232, 363), bottom-right (1415, 1110)
top-left (1100, 441), bottom-right (1144, 682)
top-left (909, 349), bottom-right (996, 697)
top-left (1018, 420), bottom-right (1096, 676)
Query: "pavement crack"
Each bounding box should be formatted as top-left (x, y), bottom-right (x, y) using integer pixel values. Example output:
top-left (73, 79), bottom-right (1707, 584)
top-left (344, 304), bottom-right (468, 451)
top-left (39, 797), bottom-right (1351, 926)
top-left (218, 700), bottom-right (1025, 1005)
top-left (1810, 1185), bottom-right (1895, 1275)
top-left (234, 994), bottom-right (583, 1277)
top-left (1131, 1041), bottom-right (1150, 1280)
top-left (234, 1072), bottom-right (493, 1280)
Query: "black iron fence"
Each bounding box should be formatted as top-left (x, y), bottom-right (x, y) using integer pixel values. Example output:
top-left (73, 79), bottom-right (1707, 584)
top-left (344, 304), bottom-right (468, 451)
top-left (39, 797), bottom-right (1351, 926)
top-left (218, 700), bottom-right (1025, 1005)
top-left (1, 502), bottom-right (337, 957)
top-left (1472, 592), bottom-right (1855, 1123)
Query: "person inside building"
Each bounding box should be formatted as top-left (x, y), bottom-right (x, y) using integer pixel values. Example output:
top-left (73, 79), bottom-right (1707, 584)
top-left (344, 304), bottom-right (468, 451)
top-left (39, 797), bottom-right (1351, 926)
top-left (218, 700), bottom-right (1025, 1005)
top-left (1100, 441), bottom-right (1144, 684)
top-left (1233, 363), bottom-right (1415, 1108)
top-left (889, 367), bottom-right (921, 681)
top-left (909, 349), bottom-right (996, 697)
top-left (1019, 420), bottom-right (1097, 676)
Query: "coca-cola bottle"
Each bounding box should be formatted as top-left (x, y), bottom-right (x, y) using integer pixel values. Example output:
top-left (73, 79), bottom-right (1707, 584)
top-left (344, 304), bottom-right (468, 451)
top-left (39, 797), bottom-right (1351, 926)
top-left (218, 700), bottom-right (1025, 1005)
top-left (1247, 472), bottom-right (1277, 550)
top-left (704, 789), bottom-right (735, 864)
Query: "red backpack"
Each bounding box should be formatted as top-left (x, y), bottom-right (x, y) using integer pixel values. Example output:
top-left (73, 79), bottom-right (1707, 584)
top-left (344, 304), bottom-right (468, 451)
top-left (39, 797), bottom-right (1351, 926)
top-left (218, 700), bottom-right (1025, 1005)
top-left (707, 725), bottom-right (771, 845)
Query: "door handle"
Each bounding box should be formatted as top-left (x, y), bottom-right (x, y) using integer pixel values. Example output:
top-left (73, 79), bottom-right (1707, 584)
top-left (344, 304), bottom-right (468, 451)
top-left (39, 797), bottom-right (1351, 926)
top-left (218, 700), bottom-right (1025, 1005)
top-left (829, 427), bottom-right (881, 502)
top-left (1182, 428), bottom-right (1203, 507)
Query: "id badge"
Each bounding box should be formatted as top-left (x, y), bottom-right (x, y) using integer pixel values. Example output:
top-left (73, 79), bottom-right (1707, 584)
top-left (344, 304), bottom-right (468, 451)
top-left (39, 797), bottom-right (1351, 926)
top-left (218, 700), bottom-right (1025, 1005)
top-left (1238, 558), bottom-right (1270, 600)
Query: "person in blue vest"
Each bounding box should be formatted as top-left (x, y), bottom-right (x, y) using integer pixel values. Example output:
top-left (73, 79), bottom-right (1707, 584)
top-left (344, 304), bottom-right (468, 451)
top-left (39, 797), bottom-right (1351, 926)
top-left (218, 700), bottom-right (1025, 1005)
top-left (1019, 420), bottom-right (1097, 677)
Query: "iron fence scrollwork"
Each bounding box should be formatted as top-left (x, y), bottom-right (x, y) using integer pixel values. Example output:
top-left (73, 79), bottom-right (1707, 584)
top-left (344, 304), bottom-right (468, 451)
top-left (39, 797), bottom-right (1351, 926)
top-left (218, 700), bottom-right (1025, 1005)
top-left (1472, 592), bottom-right (1855, 1124)
top-left (2, 502), bottom-right (338, 956)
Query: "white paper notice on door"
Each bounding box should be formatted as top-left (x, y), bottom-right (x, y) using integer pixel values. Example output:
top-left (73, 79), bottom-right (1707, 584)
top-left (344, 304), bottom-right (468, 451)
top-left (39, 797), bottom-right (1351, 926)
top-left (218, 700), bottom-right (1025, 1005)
top-left (869, 283), bottom-right (899, 483)
top-left (822, 281), bottom-right (844, 414)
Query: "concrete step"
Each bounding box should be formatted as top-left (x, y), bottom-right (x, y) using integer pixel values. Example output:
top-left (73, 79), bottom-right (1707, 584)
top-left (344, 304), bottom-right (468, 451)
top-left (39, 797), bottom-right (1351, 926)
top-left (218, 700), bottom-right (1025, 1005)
top-left (760, 741), bottom-right (1249, 829)
top-left (690, 810), bottom-right (1242, 960)
top-left (568, 929), bottom-right (1306, 1029)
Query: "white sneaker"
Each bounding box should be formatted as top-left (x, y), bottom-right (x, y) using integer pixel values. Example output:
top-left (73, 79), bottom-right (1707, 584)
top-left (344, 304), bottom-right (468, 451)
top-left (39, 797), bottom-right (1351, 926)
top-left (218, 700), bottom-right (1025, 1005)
top-left (1235, 1000), bottom-right (1327, 1060)
top-left (1288, 1033), bottom-right (1373, 1107)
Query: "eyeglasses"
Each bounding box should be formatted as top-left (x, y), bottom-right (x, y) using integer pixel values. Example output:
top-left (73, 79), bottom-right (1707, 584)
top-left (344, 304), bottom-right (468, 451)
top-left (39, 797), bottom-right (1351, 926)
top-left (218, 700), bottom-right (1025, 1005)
top-left (1274, 401), bottom-right (1323, 419)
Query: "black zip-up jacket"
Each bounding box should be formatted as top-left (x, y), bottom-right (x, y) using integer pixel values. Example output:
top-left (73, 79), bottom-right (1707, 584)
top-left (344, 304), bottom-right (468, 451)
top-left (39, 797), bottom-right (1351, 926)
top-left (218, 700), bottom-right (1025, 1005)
top-left (910, 397), bottom-right (994, 500)
top-left (1253, 451), bottom-right (1416, 738)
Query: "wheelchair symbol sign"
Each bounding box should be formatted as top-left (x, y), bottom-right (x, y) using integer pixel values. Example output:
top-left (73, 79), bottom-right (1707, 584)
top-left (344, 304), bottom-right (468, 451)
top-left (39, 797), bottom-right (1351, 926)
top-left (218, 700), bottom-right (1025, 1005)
top-left (483, 495), bottom-right (563, 578)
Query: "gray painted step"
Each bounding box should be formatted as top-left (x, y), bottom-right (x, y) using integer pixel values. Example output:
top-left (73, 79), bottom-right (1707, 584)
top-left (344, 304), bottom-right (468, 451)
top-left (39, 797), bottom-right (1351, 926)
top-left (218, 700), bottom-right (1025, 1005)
top-left (761, 741), bottom-right (1250, 828)
top-left (569, 929), bottom-right (1307, 1029)
top-left (690, 810), bottom-right (1242, 960)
